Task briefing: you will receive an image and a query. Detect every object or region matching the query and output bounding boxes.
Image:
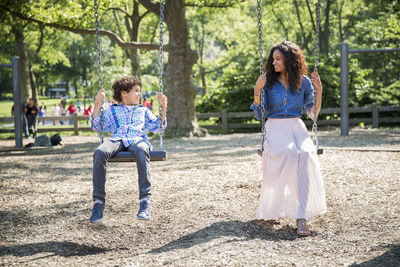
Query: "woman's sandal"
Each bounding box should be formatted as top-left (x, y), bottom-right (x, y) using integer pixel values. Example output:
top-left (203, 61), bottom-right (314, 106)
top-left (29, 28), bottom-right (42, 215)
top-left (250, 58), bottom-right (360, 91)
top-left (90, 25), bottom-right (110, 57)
top-left (296, 218), bottom-right (310, 236)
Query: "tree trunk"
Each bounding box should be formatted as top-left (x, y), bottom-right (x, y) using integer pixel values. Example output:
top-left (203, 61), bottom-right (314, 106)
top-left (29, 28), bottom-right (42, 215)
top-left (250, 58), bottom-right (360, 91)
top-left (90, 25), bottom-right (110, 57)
top-left (336, 0), bottom-right (344, 42)
top-left (199, 17), bottom-right (207, 96)
top-left (29, 64), bottom-right (38, 100)
top-left (200, 65), bottom-right (207, 97)
top-left (125, 0), bottom-right (142, 77)
top-left (293, 0), bottom-right (311, 54)
top-left (12, 24), bottom-right (32, 102)
top-left (320, 0), bottom-right (331, 54)
top-left (164, 0), bottom-right (206, 136)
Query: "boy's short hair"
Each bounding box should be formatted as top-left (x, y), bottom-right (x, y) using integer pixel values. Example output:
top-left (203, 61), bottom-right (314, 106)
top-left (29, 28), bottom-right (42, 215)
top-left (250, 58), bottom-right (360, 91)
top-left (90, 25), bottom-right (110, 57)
top-left (112, 76), bottom-right (141, 102)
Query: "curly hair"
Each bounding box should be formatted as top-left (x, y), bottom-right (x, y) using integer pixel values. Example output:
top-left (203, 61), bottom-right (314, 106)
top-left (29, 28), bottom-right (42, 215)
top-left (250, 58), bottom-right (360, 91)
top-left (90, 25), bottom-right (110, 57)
top-left (263, 41), bottom-right (308, 94)
top-left (112, 76), bottom-right (142, 102)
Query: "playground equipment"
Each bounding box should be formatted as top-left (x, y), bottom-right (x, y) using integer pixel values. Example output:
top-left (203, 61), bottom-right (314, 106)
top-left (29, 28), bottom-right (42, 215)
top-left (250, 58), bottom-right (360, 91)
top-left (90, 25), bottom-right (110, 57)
top-left (0, 57), bottom-right (22, 148)
top-left (93, 0), bottom-right (167, 162)
top-left (340, 43), bottom-right (400, 136)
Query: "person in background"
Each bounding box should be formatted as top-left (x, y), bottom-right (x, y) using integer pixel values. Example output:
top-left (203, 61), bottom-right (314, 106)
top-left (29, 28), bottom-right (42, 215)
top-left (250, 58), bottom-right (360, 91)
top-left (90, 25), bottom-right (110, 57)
top-left (52, 103), bottom-right (60, 125)
top-left (149, 99), bottom-right (154, 111)
top-left (67, 102), bottom-right (76, 125)
top-left (84, 104), bottom-right (93, 124)
top-left (39, 102), bottom-right (46, 125)
top-left (76, 99), bottom-right (82, 113)
top-left (24, 98), bottom-right (39, 138)
top-left (143, 98), bottom-right (149, 108)
top-left (60, 96), bottom-right (67, 125)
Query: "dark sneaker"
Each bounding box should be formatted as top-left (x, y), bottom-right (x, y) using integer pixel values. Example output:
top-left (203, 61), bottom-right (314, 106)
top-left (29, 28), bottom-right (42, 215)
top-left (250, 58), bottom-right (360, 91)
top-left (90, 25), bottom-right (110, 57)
top-left (90, 202), bottom-right (105, 223)
top-left (136, 200), bottom-right (151, 220)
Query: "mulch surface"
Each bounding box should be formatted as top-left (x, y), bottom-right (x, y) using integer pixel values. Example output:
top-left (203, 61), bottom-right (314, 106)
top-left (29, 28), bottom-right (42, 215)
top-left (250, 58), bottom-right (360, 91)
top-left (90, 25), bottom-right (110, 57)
top-left (0, 128), bottom-right (399, 266)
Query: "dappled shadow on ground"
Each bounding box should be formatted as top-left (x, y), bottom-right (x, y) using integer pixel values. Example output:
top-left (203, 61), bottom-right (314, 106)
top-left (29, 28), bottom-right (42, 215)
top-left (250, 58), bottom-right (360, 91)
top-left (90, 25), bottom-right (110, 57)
top-left (350, 244), bottom-right (400, 267)
top-left (0, 201), bottom-right (89, 236)
top-left (0, 241), bottom-right (107, 258)
top-left (0, 140), bottom-right (98, 157)
top-left (149, 219), bottom-right (310, 254)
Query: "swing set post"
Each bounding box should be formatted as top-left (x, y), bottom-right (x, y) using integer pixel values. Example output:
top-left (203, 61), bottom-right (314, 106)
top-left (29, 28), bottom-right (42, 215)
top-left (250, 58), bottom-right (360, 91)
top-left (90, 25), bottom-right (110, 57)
top-left (340, 42), bottom-right (349, 136)
top-left (340, 42), bottom-right (400, 136)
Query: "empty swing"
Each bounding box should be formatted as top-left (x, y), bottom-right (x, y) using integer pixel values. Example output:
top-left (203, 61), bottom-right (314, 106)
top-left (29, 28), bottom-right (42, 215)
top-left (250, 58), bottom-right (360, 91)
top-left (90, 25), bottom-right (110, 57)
top-left (256, 0), bottom-right (323, 155)
top-left (93, 0), bottom-right (167, 162)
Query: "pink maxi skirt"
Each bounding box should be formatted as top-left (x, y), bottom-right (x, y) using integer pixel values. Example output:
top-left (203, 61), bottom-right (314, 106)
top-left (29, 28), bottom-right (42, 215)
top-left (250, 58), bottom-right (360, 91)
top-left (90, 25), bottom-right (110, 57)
top-left (257, 118), bottom-right (327, 219)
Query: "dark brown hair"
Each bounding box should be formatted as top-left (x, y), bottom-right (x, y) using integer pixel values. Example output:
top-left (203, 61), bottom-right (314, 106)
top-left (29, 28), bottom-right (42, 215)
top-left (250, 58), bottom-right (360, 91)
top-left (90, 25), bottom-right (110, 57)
top-left (263, 41), bottom-right (308, 94)
top-left (112, 76), bottom-right (141, 102)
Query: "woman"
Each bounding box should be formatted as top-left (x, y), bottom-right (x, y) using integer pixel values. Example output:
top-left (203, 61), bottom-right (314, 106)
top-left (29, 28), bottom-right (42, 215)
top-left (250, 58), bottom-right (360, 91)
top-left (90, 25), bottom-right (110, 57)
top-left (251, 41), bottom-right (326, 236)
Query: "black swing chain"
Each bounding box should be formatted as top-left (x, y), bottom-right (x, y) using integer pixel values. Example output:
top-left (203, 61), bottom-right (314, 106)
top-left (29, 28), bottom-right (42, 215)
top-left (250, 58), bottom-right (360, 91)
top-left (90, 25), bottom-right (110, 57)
top-left (94, 0), bottom-right (166, 148)
top-left (257, 0), bottom-right (266, 152)
top-left (94, 0), bottom-right (105, 144)
top-left (311, 0), bottom-right (321, 149)
top-left (158, 0), bottom-right (165, 151)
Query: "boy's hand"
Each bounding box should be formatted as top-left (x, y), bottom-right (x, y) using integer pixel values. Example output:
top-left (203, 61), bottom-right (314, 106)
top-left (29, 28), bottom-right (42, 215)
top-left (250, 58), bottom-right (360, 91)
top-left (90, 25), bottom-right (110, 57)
top-left (92, 89), bottom-right (106, 119)
top-left (156, 92), bottom-right (167, 110)
top-left (94, 89), bottom-right (106, 106)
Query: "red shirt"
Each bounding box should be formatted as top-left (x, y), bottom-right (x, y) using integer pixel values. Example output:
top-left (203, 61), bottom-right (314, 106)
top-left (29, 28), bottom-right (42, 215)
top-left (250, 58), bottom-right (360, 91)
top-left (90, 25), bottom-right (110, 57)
top-left (84, 106), bottom-right (92, 116)
top-left (67, 105), bottom-right (76, 114)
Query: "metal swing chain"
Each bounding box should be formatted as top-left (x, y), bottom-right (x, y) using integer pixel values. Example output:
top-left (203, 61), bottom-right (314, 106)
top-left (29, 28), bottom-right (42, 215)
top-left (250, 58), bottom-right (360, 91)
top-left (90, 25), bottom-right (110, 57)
top-left (94, 0), bottom-right (105, 144)
top-left (158, 0), bottom-right (165, 150)
top-left (311, 0), bottom-right (321, 150)
top-left (257, 0), bottom-right (266, 151)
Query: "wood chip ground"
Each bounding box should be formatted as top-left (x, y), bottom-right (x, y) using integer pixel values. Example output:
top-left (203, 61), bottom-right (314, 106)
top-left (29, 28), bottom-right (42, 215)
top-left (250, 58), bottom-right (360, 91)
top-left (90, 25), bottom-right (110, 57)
top-left (0, 128), bottom-right (399, 266)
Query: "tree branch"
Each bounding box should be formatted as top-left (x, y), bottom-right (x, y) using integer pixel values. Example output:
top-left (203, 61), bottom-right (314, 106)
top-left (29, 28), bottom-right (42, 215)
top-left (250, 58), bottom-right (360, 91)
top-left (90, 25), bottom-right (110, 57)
top-left (109, 7), bottom-right (130, 17)
top-left (138, 10), bottom-right (150, 24)
top-left (36, 24), bottom-right (44, 54)
top-left (305, 0), bottom-right (316, 33)
top-left (0, 5), bottom-right (167, 51)
top-left (202, 54), bottom-right (242, 75)
top-left (271, 7), bottom-right (289, 40)
top-left (186, 2), bottom-right (241, 8)
top-left (293, 0), bottom-right (311, 54)
top-left (138, 0), bottom-right (160, 16)
top-left (112, 10), bottom-right (125, 41)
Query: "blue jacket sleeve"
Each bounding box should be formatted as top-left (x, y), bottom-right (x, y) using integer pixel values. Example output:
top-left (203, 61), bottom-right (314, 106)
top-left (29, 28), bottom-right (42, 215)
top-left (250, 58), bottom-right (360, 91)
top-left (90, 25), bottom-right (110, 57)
top-left (90, 107), bottom-right (112, 132)
top-left (250, 87), bottom-right (267, 121)
top-left (250, 103), bottom-right (263, 120)
top-left (145, 108), bottom-right (167, 133)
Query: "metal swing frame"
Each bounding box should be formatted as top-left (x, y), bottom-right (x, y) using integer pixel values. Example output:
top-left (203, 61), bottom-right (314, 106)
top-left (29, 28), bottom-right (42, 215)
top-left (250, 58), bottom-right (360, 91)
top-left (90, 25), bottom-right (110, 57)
top-left (94, 0), bottom-right (167, 162)
top-left (256, 0), bottom-right (323, 155)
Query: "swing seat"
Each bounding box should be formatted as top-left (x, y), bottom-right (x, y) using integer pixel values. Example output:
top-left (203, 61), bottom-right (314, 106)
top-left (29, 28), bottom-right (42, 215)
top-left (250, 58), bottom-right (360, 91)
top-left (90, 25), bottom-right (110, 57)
top-left (108, 150), bottom-right (167, 162)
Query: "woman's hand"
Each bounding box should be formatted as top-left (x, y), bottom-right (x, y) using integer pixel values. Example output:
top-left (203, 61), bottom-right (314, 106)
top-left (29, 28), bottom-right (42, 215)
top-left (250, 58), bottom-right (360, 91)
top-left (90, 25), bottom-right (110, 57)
top-left (311, 72), bottom-right (322, 91)
top-left (310, 72), bottom-right (323, 120)
top-left (254, 74), bottom-right (266, 95)
top-left (156, 92), bottom-right (167, 110)
top-left (253, 74), bottom-right (266, 105)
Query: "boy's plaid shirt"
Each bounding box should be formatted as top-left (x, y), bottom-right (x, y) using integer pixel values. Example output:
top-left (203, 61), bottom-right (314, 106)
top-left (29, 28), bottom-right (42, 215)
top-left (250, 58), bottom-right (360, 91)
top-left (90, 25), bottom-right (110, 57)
top-left (91, 104), bottom-right (166, 150)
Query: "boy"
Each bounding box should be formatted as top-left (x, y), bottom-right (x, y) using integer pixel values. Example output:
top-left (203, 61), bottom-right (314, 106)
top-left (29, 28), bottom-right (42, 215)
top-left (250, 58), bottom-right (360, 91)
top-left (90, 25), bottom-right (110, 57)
top-left (90, 76), bottom-right (167, 223)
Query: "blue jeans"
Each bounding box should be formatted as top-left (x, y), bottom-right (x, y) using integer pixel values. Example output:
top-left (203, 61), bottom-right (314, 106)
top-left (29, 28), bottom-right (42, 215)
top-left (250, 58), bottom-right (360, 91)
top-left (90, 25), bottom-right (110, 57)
top-left (92, 140), bottom-right (151, 203)
top-left (23, 115), bottom-right (29, 138)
